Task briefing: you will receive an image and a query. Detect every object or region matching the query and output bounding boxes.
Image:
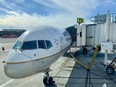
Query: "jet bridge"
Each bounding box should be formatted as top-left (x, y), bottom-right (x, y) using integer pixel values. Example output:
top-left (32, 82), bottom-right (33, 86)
top-left (76, 11), bottom-right (116, 49)
top-left (76, 11), bottom-right (116, 65)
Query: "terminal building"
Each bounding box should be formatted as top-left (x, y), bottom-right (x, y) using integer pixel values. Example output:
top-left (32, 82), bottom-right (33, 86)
top-left (0, 29), bottom-right (26, 38)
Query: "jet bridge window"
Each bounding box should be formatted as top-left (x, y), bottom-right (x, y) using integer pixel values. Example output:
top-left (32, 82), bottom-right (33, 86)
top-left (22, 41), bottom-right (37, 50)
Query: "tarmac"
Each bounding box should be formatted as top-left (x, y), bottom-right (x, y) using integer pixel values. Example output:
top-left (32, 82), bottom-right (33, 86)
top-left (0, 38), bottom-right (116, 87)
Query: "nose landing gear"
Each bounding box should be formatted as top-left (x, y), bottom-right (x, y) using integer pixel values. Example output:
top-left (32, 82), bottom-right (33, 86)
top-left (43, 69), bottom-right (55, 86)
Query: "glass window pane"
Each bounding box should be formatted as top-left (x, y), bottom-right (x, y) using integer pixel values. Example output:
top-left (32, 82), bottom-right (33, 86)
top-left (46, 40), bottom-right (52, 49)
top-left (22, 41), bottom-right (37, 50)
top-left (38, 40), bottom-right (46, 49)
top-left (13, 41), bottom-right (22, 50)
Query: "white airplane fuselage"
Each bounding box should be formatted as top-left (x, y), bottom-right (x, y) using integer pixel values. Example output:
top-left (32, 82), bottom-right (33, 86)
top-left (4, 26), bottom-right (72, 79)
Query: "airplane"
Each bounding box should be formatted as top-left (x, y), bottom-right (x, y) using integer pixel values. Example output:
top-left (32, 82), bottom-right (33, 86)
top-left (3, 25), bottom-right (72, 85)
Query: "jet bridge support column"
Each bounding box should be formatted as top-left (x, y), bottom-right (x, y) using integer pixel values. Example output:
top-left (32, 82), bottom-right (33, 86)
top-left (104, 50), bottom-right (108, 65)
top-left (104, 11), bottom-right (111, 65)
top-left (77, 25), bottom-right (82, 47)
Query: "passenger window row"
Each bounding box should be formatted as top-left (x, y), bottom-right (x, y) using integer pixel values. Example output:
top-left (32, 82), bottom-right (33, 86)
top-left (21, 40), bottom-right (52, 50)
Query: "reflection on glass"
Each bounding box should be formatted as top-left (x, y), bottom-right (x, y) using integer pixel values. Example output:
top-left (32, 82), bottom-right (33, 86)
top-left (13, 41), bottom-right (22, 50)
top-left (22, 41), bottom-right (37, 50)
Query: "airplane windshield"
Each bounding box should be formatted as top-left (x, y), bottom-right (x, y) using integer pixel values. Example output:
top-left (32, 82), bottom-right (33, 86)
top-left (13, 41), bottom-right (22, 50)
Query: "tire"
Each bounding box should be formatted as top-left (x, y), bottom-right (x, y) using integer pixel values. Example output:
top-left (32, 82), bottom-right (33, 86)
top-left (82, 48), bottom-right (87, 54)
top-left (106, 66), bottom-right (114, 75)
top-left (43, 77), bottom-right (48, 86)
top-left (49, 77), bottom-right (54, 85)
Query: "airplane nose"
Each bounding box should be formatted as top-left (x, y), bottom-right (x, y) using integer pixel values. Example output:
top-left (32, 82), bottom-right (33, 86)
top-left (4, 61), bottom-right (34, 79)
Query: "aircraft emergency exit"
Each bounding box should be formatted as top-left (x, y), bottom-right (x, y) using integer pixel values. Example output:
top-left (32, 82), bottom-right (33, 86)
top-left (4, 26), bottom-right (72, 85)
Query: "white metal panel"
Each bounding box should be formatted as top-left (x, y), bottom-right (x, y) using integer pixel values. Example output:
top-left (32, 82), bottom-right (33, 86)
top-left (94, 23), bottom-right (116, 45)
top-left (109, 23), bottom-right (116, 43)
top-left (95, 24), bottom-right (106, 45)
top-left (77, 25), bottom-right (82, 46)
top-left (82, 24), bottom-right (86, 46)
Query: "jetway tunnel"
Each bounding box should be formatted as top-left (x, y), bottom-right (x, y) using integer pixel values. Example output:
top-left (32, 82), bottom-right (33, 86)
top-left (76, 12), bottom-right (116, 50)
top-left (74, 11), bottom-right (116, 65)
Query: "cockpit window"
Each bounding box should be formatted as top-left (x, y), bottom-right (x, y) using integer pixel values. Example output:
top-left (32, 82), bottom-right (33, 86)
top-left (38, 40), bottom-right (53, 49)
top-left (22, 41), bottom-right (37, 50)
top-left (13, 41), bottom-right (22, 50)
top-left (46, 40), bottom-right (52, 49)
top-left (38, 40), bottom-right (46, 49)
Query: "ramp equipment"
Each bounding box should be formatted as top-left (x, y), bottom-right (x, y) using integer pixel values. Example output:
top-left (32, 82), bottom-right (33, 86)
top-left (106, 57), bottom-right (116, 75)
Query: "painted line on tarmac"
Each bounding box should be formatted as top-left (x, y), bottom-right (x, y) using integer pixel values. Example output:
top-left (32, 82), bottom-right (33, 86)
top-left (0, 79), bottom-right (15, 87)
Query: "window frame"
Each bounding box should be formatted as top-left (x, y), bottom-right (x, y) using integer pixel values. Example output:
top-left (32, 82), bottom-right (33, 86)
top-left (37, 40), bottom-right (53, 49)
top-left (38, 40), bottom-right (47, 49)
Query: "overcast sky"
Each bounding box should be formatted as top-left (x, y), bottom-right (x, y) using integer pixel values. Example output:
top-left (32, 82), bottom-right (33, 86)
top-left (0, 0), bottom-right (116, 29)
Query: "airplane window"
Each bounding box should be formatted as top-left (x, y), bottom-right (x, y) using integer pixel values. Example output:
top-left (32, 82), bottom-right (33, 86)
top-left (38, 40), bottom-right (46, 49)
top-left (46, 40), bottom-right (52, 49)
top-left (63, 31), bottom-right (70, 36)
top-left (13, 41), bottom-right (22, 50)
top-left (22, 41), bottom-right (37, 50)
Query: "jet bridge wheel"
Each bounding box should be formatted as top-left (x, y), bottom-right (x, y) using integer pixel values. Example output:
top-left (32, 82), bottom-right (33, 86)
top-left (106, 66), bottom-right (115, 75)
top-left (82, 47), bottom-right (87, 54)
